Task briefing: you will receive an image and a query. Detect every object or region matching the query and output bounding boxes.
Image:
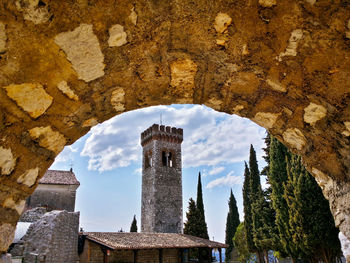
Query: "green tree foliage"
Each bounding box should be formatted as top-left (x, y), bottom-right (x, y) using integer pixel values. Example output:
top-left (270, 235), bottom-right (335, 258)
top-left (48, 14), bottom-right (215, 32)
top-left (225, 189), bottom-right (240, 262)
top-left (260, 133), bottom-right (271, 176)
top-left (267, 135), bottom-right (341, 262)
top-left (196, 172), bottom-right (209, 239)
top-left (242, 162), bottom-right (255, 253)
top-left (184, 198), bottom-right (201, 236)
top-left (248, 145), bottom-right (267, 263)
top-left (233, 222), bottom-right (252, 263)
top-left (284, 155), bottom-right (341, 263)
top-left (130, 215), bottom-right (137, 232)
top-left (267, 136), bottom-right (292, 258)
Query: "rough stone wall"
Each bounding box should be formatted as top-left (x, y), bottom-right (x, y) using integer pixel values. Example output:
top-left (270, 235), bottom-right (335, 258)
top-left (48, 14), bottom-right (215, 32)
top-left (19, 207), bottom-right (47, 222)
top-left (0, 0), bottom-right (349, 256)
top-left (25, 184), bottom-right (78, 212)
top-left (141, 125), bottom-right (183, 233)
top-left (11, 210), bottom-right (79, 263)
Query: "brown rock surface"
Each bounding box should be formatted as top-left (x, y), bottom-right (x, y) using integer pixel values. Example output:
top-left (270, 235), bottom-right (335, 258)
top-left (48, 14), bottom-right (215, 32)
top-left (0, 0), bottom-right (349, 255)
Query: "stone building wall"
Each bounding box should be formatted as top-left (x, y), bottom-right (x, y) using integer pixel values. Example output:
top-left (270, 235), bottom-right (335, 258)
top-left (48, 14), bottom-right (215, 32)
top-left (10, 210), bottom-right (79, 263)
top-left (80, 240), bottom-right (181, 263)
top-left (141, 124), bottom-right (183, 233)
top-left (26, 184), bottom-right (78, 212)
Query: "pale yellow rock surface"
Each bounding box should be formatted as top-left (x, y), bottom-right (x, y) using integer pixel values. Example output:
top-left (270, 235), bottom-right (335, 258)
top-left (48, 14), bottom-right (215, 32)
top-left (57, 81), bottom-right (79, 101)
top-left (0, 23), bottom-right (6, 53)
top-left (303, 102), bottom-right (327, 125)
top-left (108, 24), bottom-right (128, 47)
top-left (17, 168), bottom-right (39, 187)
top-left (129, 7), bottom-right (138, 25)
top-left (29, 126), bottom-right (66, 154)
top-left (0, 224), bottom-right (15, 252)
top-left (204, 98), bottom-right (223, 111)
top-left (253, 112), bottom-right (280, 129)
top-left (0, 147), bottom-right (16, 176)
top-left (214, 13), bottom-right (232, 33)
top-left (3, 198), bottom-right (25, 215)
top-left (15, 0), bottom-right (51, 24)
top-left (55, 24), bottom-right (105, 82)
top-left (2, 83), bottom-right (53, 119)
top-left (266, 78), bottom-right (287, 92)
top-left (343, 122), bottom-right (350, 136)
top-left (283, 128), bottom-right (307, 150)
top-left (170, 59), bottom-right (197, 103)
top-left (278, 29), bottom-right (303, 61)
top-left (305, 0), bottom-right (316, 5)
top-left (259, 0), bottom-right (277, 7)
top-left (111, 87), bottom-right (125, 112)
top-left (312, 168), bottom-right (331, 191)
top-left (82, 118), bottom-right (98, 127)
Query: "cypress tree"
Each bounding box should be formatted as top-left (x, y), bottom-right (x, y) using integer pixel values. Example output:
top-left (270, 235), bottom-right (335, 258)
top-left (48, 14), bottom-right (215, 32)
top-left (242, 162), bottom-right (255, 253)
top-left (196, 172), bottom-right (209, 239)
top-left (233, 222), bottom-right (251, 263)
top-left (225, 189), bottom-right (240, 262)
top-left (261, 133), bottom-right (271, 177)
top-left (130, 215), bottom-right (138, 232)
top-left (267, 136), bottom-right (292, 258)
top-left (184, 198), bottom-right (201, 236)
top-left (248, 145), bottom-right (265, 263)
top-left (285, 155), bottom-right (341, 262)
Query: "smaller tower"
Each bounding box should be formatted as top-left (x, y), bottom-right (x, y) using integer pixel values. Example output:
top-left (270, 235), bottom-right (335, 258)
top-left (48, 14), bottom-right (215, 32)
top-left (141, 124), bottom-right (183, 233)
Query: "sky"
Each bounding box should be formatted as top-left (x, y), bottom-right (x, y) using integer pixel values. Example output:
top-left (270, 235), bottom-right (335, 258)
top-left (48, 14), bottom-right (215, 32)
top-left (50, 104), bottom-right (267, 243)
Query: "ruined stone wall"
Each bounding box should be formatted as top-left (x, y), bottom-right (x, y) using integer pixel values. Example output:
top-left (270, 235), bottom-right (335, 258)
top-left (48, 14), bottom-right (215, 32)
top-left (0, 0), bottom-right (349, 258)
top-left (26, 184), bottom-right (78, 212)
top-left (141, 124), bottom-right (183, 233)
top-left (10, 210), bottom-right (79, 263)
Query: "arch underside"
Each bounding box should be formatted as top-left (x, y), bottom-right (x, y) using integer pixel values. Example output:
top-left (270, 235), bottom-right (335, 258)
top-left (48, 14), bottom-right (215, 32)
top-left (0, 0), bottom-right (349, 255)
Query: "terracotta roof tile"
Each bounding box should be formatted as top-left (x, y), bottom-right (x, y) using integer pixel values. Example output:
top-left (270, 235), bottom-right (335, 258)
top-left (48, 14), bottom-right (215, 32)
top-left (39, 170), bottom-right (80, 185)
top-left (83, 232), bottom-right (227, 250)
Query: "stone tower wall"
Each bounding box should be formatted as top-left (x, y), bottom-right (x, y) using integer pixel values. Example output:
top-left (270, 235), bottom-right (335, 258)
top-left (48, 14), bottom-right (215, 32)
top-left (141, 124), bottom-right (183, 233)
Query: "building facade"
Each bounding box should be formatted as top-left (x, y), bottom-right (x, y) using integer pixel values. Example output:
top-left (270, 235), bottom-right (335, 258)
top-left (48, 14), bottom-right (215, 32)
top-left (141, 124), bottom-right (183, 233)
top-left (25, 169), bottom-right (80, 212)
top-left (79, 232), bottom-right (226, 263)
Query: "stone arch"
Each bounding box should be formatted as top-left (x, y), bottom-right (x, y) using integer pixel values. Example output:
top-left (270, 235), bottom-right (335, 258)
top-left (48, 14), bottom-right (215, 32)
top-left (0, 0), bottom-right (349, 256)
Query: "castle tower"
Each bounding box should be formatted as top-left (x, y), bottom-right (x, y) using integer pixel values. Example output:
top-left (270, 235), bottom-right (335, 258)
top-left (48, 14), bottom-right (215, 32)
top-left (141, 124), bottom-right (183, 233)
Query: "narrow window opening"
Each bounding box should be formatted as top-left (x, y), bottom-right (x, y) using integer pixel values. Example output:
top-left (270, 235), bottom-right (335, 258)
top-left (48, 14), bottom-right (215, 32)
top-left (145, 152), bottom-right (152, 168)
top-left (168, 152), bottom-right (173, 167)
top-left (162, 151), bottom-right (167, 166)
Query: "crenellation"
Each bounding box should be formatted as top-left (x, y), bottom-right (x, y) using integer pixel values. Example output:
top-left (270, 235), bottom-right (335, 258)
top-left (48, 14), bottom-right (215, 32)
top-left (141, 124), bottom-right (184, 146)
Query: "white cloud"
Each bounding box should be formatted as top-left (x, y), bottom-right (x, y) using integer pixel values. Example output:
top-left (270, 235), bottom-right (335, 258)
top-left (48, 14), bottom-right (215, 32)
top-left (209, 166), bottom-right (225, 176)
top-left (78, 105), bottom-right (266, 172)
top-left (133, 168), bottom-right (142, 175)
top-left (52, 145), bottom-right (78, 165)
top-left (206, 171), bottom-right (243, 189)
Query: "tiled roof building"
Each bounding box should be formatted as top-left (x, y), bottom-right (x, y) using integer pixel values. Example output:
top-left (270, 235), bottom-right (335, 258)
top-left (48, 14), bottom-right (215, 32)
top-left (79, 232), bottom-right (227, 263)
top-left (39, 169), bottom-right (80, 185)
top-left (25, 169), bottom-right (80, 212)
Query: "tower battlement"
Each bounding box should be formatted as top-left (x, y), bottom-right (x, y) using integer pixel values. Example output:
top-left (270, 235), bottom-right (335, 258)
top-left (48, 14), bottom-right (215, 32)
top-left (141, 124), bottom-right (183, 146)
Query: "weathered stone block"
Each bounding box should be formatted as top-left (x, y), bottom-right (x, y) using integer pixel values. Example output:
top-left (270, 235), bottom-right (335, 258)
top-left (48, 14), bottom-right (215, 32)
top-left (2, 83), bottom-right (53, 119)
top-left (29, 126), bottom-right (66, 154)
top-left (214, 13), bottom-right (232, 33)
top-left (0, 147), bottom-right (16, 176)
top-left (108, 24), bottom-right (127, 47)
top-left (55, 24), bottom-right (105, 82)
top-left (282, 128), bottom-right (306, 151)
top-left (17, 168), bottom-right (39, 187)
